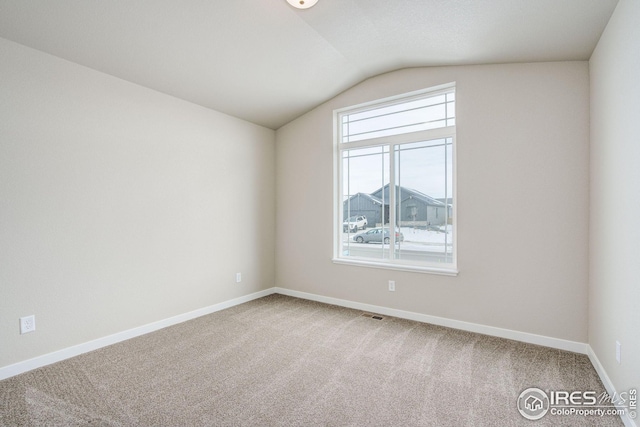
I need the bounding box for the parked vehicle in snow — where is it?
[343,215,368,232]
[352,227,404,244]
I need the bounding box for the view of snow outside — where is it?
[342,141,453,255]
[343,226,453,254]
[339,89,455,263]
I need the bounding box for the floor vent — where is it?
[361,313,384,320]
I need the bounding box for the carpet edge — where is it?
[273,287,588,354]
[0,288,277,381]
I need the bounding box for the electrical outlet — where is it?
[388,280,395,292]
[236,272,242,283]
[20,315,36,334]
[616,341,621,364]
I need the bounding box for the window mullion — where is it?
[444,140,449,260]
[346,151,351,253]
[339,125,455,150]
[389,144,396,260]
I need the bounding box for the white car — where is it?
[343,215,368,232]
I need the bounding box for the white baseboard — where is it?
[0,286,598,384]
[274,287,588,354]
[3,286,630,427]
[0,288,276,381]
[276,288,638,426]
[587,345,638,427]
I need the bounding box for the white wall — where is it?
[589,0,640,399]
[0,38,276,369]
[276,62,590,343]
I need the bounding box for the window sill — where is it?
[331,257,458,276]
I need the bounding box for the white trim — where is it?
[334,85,457,273]
[333,82,456,117]
[332,257,458,276]
[5,287,631,427]
[274,287,587,354]
[587,345,638,427]
[9,285,628,427]
[339,125,456,150]
[0,288,276,381]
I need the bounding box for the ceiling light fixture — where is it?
[286,0,318,10]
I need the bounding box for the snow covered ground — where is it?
[398,226,452,244]
[343,225,453,253]
[397,227,453,252]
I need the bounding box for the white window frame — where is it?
[332,83,458,276]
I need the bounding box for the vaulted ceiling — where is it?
[0,0,619,129]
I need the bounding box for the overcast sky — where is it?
[343,142,453,199]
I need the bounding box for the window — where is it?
[334,84,457,275]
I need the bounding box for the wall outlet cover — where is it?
[20,315,36,334]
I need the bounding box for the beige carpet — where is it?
[0,294,623,426]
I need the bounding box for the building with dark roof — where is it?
[344,185,452,227]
